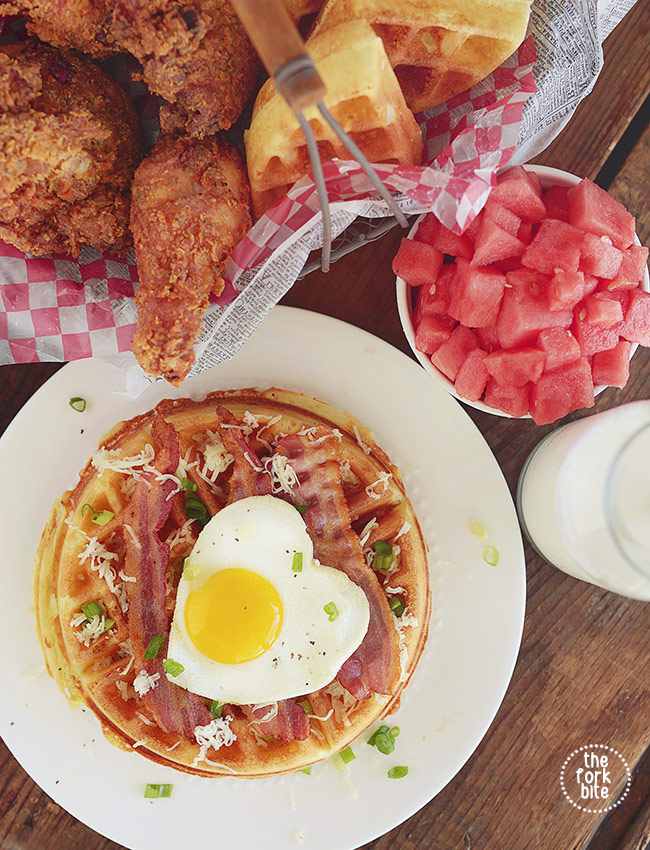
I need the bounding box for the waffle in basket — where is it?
[310,0,532,112]
[35,388,430,777]
[244,19,423,218]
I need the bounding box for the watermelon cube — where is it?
[506,267,551,297]
[584,293,624,325]
[455,349,489,401]
[497,285,572,349]
[572,313,622,357]
[492,167,546,222]
[482,199,521,236]
[413,265,456,322]
[543,185,569,222]
[592,340,631,388]
[465,213,482,244]
[414,314,455,354]
[447,259,506,328]
[580,233,623,279]
[548,270,589,311]
[567,179,635,250]
[518,221,533,244]
[415,213,473,258]
[431,326,480,381]
[393,238,443,286]
[471,216,526,268]
[475,326,500,353]
[530,358,595,425]
[483,347,546,387]
[522,219,584,274]
[494,257,523,274]
[537,327,581,372]
[483,380,530,418]
[620,288,650,346]
[605,245,649,291]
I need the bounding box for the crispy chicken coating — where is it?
[0,0,114,58]
[130,134,252,385]
[0,40,142,257]
[110,0,258,137]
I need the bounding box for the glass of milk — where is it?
[516,401,650,600]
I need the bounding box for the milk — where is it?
[517,401,650,600]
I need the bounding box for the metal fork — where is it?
[231,0,409,272]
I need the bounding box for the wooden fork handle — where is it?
[230,0,326,111]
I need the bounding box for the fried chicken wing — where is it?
[0,0,114,58]
[110,0,258,137]
[0,40,142,257]
[130,134,252,385]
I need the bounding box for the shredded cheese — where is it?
[307,709,334,722]
[250,702,279,725]
[339,459,359,485]
[264,454,299,495]
[77,536,128,614]
[73,613,111,646]
[365,471,393,499]
[122,524,141,551]
[118,569,136,583]
[352,425,371,455]
[393,607,419,680]
[92,444,182,497]
[359,517,378,547]
[136,711,157,727]
[323,682,358,727]
[115,681,134,701]
[133,669,161,697]
[192,430,234,482]
[396,521,411,538]
[192,716,236,767]
[165,518,196,550]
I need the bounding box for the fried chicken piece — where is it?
[0,0,114,58]
[130,134,252,385]
[110,0,258,137]
[0,40,142,257]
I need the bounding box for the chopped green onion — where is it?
[209,700,222,719]
[300,766,312,775]
[297,699,312,714]
[81,600,102,619]
[374,541,392,555]
[482,545,500,567]
[389,595,406,617]
[367,725,389,746]
[102,618,115,633]
[470,521,488,539]
[69,397,86,413]
[295,504,307,514]
[81,503,96,518]
[144,783,173,798]
[260,734,274,743]
[373,541,393,573]
[292,552,303,573]
[183,562,201,580]
[91,510,114,526]
[159,784,173,797]
[184,495,208,526]
[323,601,338,622]
[163,658,184,677]
[181,477,197,492]
[387,766,408,779]
[340,746,356,764]
[373,732,395,755]
[388,726,400,739]
[143,635,165,660]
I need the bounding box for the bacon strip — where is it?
[123,414,211,736]
[276,431,401,700]
[216,407,308,742]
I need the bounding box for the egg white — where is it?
[167,495,370,704]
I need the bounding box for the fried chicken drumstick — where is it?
[0,39,142,257]
[0,0,114,58]
[130,134,252,384]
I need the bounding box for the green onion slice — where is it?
[389,726,400,739]
[81,600,102,619]
[292,552,303,573]
[367,725,389,746]
[102,618,115,633]
[340,745,356,764]
[387,766,408,779]
[144,783,173,798]
[482,545,500,567]
[91,510,114,526]
[184,495,208,526]
[295,504,307,514]
[374,541,392,555]
[159,784,173,798]
[69,397,86,413]
[470,521,488,539]
[162,658,184,677]
[143,635,165,660]
[323,602,338,622]
[373,542,393,573]
[389,595,406,617]
[300,767,312,775]
[373,732,395,755]
[297,699,312,714]
[181,477,197,492]
[209,700,222,719]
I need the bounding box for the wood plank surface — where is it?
[1,3,650,849]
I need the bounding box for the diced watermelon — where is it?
[393,238,443,286]
[592,340,631,388]
[494,256,523,274]
[431,326,480,381]
[580,233,623,279]
[492,167,546,222]
[537,327,581,372]
[497,285,572,349]
[455,349,489,401]
[530,358,595,425]
[482,199,521,236]
[572,313,622,357]
[548,270,588,311]
[605,245,649,291]
[483,347,546,386]
[567,179,635,250]
[620,288,650,346]
[522,219,584,274]
[584,293,624,325]
[475,326,500,353]
[447,259,506,328]
[506,267,551,297]
[414,314,455,354]
[543,185,569,222]
[413,264,456,322]
[483,379,530,418]
[465,213,483,244]
[517,221,533,244]
[471,216,526,268]
[415,213,473,258]
[527,171,543,196]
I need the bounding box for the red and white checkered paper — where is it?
[0,15,536,369]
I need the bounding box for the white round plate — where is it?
[0,306,525,850]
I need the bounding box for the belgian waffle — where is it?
[244,19,423,218]
[283,0,324,20]
[309,0,532,112]
[35,388,430,777]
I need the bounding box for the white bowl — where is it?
[396,164,649,418]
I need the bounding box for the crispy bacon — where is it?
[241,700,309,742]
[123,414,211,736]
[215,406,272,503]
[276,431,401,700]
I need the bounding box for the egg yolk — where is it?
[185,568,283,664]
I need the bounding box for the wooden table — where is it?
[1,5,650,848]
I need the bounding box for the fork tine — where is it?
[316,101,409,229]
[297,111,332,272]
